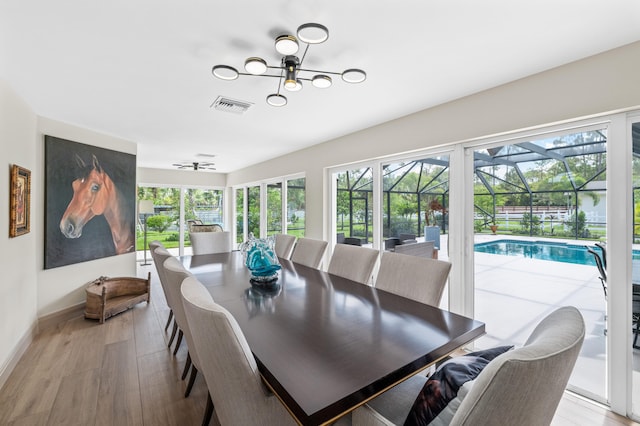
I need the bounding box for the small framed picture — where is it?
[10,165,31,237]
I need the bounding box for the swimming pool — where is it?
[474,239,602,265]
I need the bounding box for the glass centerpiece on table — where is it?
[240,233,281,287]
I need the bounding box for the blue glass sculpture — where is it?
[240,234,281,285]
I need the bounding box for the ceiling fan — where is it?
[172,161,216,171]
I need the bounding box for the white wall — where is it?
[0,80,38,381]
[36,117,138,316]
[138,167,226,188]
[227,41,640,239]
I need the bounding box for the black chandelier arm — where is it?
[236,72,285,79]
[295,67,343,76]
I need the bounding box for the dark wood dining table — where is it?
[180,251,485,426]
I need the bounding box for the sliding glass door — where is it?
[471,126,608,402]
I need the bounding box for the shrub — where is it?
[146,215,172,233]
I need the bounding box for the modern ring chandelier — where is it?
[211,23,366,107]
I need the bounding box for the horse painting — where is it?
[59,154,135,254]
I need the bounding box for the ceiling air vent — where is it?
[211,96,253,114]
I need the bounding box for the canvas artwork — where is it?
[44,135,136,269]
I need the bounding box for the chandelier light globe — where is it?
[285,79,303,92]
[296,23,329,44]
[266,93,287,107]
[212,65,239,80]
[275,35,299,55]
[244,57,267,75]
[341,69,367,83]
[312,75,332,89]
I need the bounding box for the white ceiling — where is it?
[2,1,640,173]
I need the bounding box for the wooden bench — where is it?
[85,273,151,323]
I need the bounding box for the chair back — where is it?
[587,246,607,298]
[375,252,451,306]
[450,306,585,426]
[181,276,295,425]
[595,242,607,269]
[190,231,232,255]
[162,257,201,369]
[151,246,175,308]
[398,233,417,243]
[290,238,329,269]
[328,244,379,285]
[149,240,165,253]
[274,234,296,260]
[394,241,434,259]
[343,237,363,246]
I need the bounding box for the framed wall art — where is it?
[44,135,136,269]
[9,165,31,237]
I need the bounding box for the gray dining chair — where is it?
[375,251,451,307]
[328,243,379,285]
[181,275,297,426]
[352,306,585,426]
[189,231,232,255]
[274,233,296,260]
[393,240,434,259]
[162,256,207,400]
[150,246,178,334]
[290,237,329,269]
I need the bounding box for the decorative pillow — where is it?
[403,346,513,426]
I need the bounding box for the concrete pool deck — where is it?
[472,234,607,399]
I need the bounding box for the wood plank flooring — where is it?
[0,263,637,425]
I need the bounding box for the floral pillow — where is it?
[403,345,513,426]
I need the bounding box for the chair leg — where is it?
[164,309,174,331]
[173,330,184,355]
[634,318,640,349]
[168,321,178,348]
[185,366,199,397]
[182,352,192,380]
[202,391,213,426]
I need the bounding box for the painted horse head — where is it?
[60,154,112,238]
[59,154,134,254]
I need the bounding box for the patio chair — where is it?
[587,245,640,347]
[586,246,607,298]
[398,233,417,244]
[352,306,585,426]
[343,237,363,246]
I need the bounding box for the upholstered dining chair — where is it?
[274,233,296,260]
[181,276,297,426]
[393,241,435,259]
[151,245,178,335]
[352,306,585,426]
[162,256,207,401]
[328,243,379,285]
[189,231,232,255]
[290,237,329,269]
[374,252,451,307]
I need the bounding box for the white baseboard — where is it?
[0,320,37,391]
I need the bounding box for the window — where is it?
[234,176,306,242]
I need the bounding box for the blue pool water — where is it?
[474,240,606,265]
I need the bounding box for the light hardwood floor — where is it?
[0,263,637,425]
